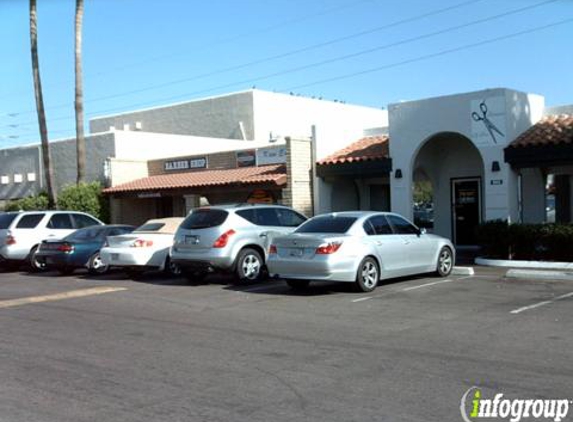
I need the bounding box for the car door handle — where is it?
[259,233,267,238]
[376,241,382,246]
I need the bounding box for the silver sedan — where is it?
[267,211,455,292]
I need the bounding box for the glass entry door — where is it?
[451,178,481,245]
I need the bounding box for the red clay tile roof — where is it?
[509,114,573,148]
[104,164,287,194]
[317,135,389,165]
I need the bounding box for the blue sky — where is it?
[1,0,572,147]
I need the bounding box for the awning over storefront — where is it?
[505,114,573,168]
[103,164,287,195]
[316,135,392,177]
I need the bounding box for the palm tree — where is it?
[29,0,57,207]
[75,0,86,183]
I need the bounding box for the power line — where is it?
[0,0,373,102]
[284,17,573,91]
[1,0,487,121]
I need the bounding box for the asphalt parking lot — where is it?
[0,266,572,422]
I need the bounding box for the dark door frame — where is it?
[450,176,482,246]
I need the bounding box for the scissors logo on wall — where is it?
[471,100,504,144]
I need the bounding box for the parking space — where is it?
[0,267,571,422]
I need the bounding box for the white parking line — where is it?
[510,291,573,315]
[0,286,127,309]
[352,296,373,303]
[402,279,454,291]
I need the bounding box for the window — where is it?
[1,176,9,185]
[14,174,23,183]
[363,220,376,236]
[275,208,306,227]
[180,209,228,229]
[295,216,357,234]
[236,208,280,226]
[368,215,393,235]
[0,213,18,229]
[73,214,100,229]
[107,227,134,237]
[47,214,73,229]
[27,173,36,182]
[135,223,165,232]
[386,214,419,235]
[66,227,105,242]
[16,213,45,229]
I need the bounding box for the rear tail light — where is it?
[212,229,236,248]
[5,234,16,245]
[269,245,277,254]
[57,244,74,253]
[316,242,342,255]
[132,239,153,248]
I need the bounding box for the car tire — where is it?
[286,280,309,290]
[163,256,181,277]
[234,248,264,283]
[27,245,47,272]
[436,246,454,277]
[88,252,109,275]
[355,257,379,293]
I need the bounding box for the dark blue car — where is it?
[36,225,135,275]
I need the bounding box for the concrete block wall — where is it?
[282,137,313,216]
[89,91,256,140]
[108,158,149,187]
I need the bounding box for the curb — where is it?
[506,269,573,281]
[452,266,474,276]
[475,257,573,271]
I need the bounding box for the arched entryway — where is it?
[412,132,485,245]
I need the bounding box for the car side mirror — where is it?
[418,228,427,236]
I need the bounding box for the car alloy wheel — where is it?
[437,247,453,277]
[356,257,379,292]
[235,248,263,282]
[89,252,109,275]
[28,246,47,272]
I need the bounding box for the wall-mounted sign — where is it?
[470,97,506,146]
[138,192,161,198]
[237,150,256,167]
[164,157,207,171]
[247,189,275,204]
[257,146,287,166]
[490,179,503,185]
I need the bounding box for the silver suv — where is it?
[171,204,307,282]
[0,211,103,271]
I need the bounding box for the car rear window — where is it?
[65,227,104,241]
[16,213,45,229]
[180,209,228,229]
[0,213,18,229]
[135,223,165,232]
[295,216,357,234]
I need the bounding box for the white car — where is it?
[100,217,184,279]
[0,210,103,271]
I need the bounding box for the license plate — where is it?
[111,253,119,261]
[185,235,199,245]
[290,248,303,257]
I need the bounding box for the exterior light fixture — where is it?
[491,161,501,172]
[395,169,403,179]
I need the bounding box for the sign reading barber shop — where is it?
[257,146,287,165]
[470,96,506,146]
[164,157,207,171]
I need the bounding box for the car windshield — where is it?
[295,216,357,234]
[180,209,228,229]
[65,226,104,242]
[0,213,18,229]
